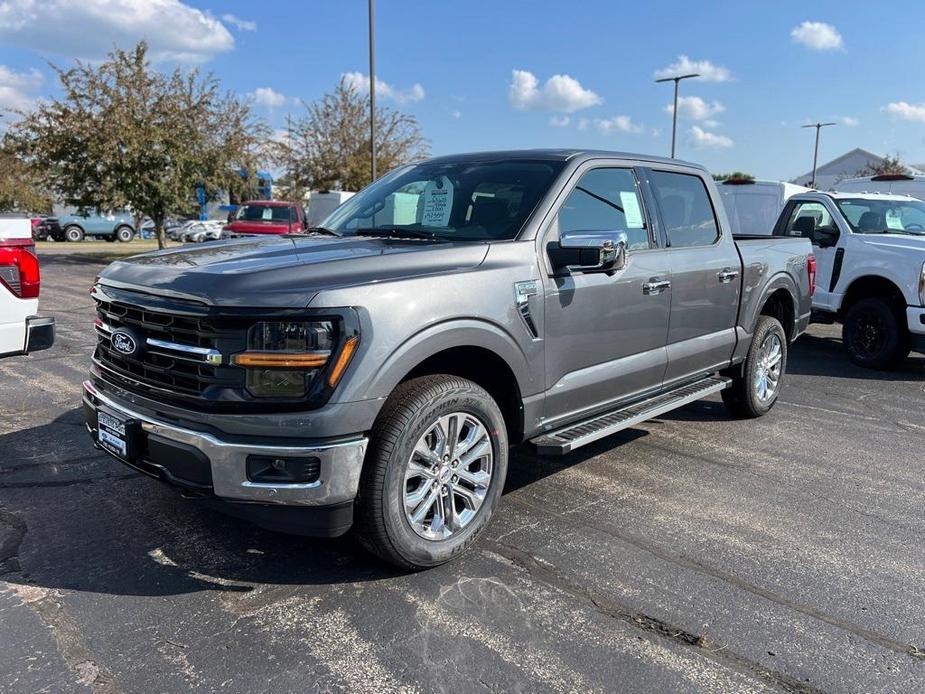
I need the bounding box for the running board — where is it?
[530,376,731,455]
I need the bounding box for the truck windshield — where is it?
[322,159,565,241]
[236,204,293,223]
[836,198,925,235]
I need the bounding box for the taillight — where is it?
[807,254,817,297]
[0,238,41,299]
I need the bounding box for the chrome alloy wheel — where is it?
[403,412,493,541]
[754,332,783,403]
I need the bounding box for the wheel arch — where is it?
[747,272,799,342]
[839,275,906,318]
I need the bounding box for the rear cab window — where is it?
[648,171,719,247]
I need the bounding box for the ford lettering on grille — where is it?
[111,329,139,356]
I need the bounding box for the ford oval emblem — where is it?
[111,329,139,356]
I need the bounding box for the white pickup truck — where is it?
[0,217,54,358]
[770,191,925,368]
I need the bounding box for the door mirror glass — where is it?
[811,226,839,247]
[548,230,627,273]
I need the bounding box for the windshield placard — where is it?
[421,176,454,227]
[619,192,645,229]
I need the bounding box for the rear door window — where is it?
[649,171,719,247]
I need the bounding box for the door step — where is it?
[530,376,731,455]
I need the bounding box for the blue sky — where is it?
[0,0,923,180]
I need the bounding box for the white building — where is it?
[791,148,925,191]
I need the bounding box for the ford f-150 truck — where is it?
[770,190,925,368]
[83,150,814,569]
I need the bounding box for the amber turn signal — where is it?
[231,351,330,368]
[327,336,359,387]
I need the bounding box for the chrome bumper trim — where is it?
[83,380,367,506]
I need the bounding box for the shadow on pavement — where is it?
[784,333,924,381]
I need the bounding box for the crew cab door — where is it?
[541,164,671,427]
[777,198,842,310]
[643,168,740,385]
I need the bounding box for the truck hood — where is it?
[98,235,490,307]
[862,233,925,254]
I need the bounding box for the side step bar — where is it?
[530,376,731,455]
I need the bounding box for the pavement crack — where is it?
[0,506,27,574]
[0,472,140,489]
[483,538,824,694]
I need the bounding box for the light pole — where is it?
[801,122,836,189]
[368,0,377,182]
[655,72,699,158]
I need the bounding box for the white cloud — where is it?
[840,116,859,127]
[576,118,590,131]
[222,13,256,32]
[549,115,570,127]
[451,109,462,119]
[342,72,424,104]
[791,21,843,51]
[654,56,732,83]
[0,0,234,63]
[882,102,925,123]
[664,95,725,121]
[689,126,733,149]
[249,87,287,109]
[0,64,42,111]
[594,115,643,135]
[508,69,602,113]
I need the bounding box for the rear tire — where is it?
[842,298,909,370]
[355,375,508,570]
[64,225,84,242]
[722,315,788,419]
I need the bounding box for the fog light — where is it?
[246,455,321,484]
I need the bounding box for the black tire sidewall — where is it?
[843,298,904,369]
[116,226,134,242]
[375,379,508,568]
[64,226,84,242]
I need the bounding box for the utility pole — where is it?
[655,72,699,158]
[287,111,293,199]
[801,122,836,189]
[368,0,377,183]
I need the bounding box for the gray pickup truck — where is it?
[83,150,814,569]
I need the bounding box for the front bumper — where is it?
[908,306,925,353]
[82,380,368,536]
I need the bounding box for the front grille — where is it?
[94,296,248,399]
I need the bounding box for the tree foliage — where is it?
[856,153,909,177]
[712,171,755,182]
[9,42,268,248]
[275,78,429,196]
[0,142,51,213]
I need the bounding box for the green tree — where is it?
[0,141,51,213]
[9,42,268,248]
[713,171,755,182]
[277,78,429,194]
[856,153,909,177]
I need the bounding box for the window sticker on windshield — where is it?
[421,176,454,226]
[885,209,903,229]
[619,192,645,228]
[261,207,273,221]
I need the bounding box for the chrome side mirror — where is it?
[548,230,627,274]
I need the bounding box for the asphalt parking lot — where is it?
[1,252,923,693]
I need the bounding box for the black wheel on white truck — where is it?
[842,297,910,370]
[722,315,788,418]
[356,375,508,570]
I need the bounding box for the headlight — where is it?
[919,261,925,305]
[232,321,340,398]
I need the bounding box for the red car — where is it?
[223,201,307,235]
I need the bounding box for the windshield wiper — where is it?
[353,227,445,241]
[304,226,341,237]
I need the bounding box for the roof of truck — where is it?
[424,148,705,171]
[811,191,921,201]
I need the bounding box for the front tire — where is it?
[356,375,508,570]
[722,315,788,419]
[64,225,84,242]
[115,225,135,243]
[842,298,909,370]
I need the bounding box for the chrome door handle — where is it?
[717,268,740,283]
[643,279,671,295]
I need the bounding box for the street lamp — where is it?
[368,0,377,182]
[801,122,837,189]
[655,72,699,158]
